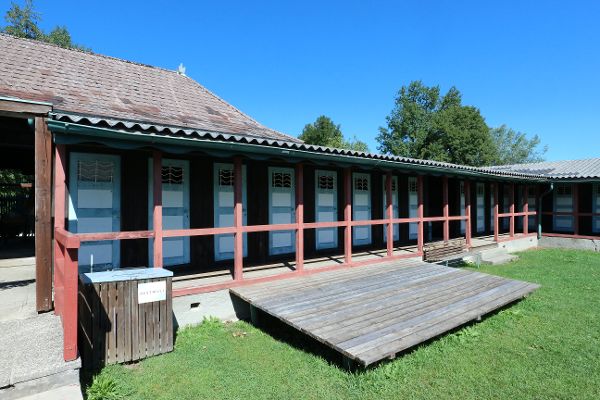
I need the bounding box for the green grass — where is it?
[87,248,600,400]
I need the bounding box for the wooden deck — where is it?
[230,259,540,367]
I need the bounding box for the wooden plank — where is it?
[138,280,146,360]
[166,277,174,351]
[124,281,132,362]
[34,117,52,312]
[131,280,139,361]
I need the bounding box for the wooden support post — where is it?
[523,185,529,235]
[233,157,244,280]
[63,247,78,361]
[344,168,352,264]
[35,117,53,312]
[53,144,67,314]
[385,172,393,257]
[509,183,515,238]
[494,183,499,242]
[295,163,304,272]
[152,151,163,268]
[442,176,449,242]
[417,175,424,254]
[573,183,579,235]
[465,180,472,247]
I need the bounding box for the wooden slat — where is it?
[230,258,540,366]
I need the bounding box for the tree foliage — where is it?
[300,115,369,152]
[490,125,547,165]
[377,81,497,166]
[377,80,547,166]
[2,0,89,50]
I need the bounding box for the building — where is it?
[0,34,598,364]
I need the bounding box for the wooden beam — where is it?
[509,183,515,238]
[295,163,304,272]
[465,180,472,247]
[494,183,499,242]
[233,157,243,280]
[0,98,52,118]
[63,247,78,361]
[152,151,163,268]
[34,117,52,312]
[442,176,449,242]
[417,175,424,254]
[344,168,352,264]
[385,172,393,257]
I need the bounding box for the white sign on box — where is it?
[138,280,167,304]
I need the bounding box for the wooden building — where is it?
[0,34,598,362]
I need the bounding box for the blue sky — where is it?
[9,0,600,160]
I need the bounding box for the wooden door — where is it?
[315,170,338,250]
[553,184,573,232]
[268,167,296,255]
[476,183,485,233]
[213,163,247,260]
[408,177,418,240]
[383,176,399,242]
[352,172,371,246]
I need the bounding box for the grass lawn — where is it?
[87,248,600,400]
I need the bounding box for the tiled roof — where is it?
[485,158,600,179]
[0,33,300,143]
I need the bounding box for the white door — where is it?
[553,184,573,232]
[408,177,418,239]
[476,183,485,233]
[315,170,338,250]
[68,152,120,272]
[269,167,295,255]
[148,158,190,267]
[594,184,600,233]
[353,173,371,246]
[214,163,247,261]
[382,176,399,242]
[460,181,466,234]
[527,190,537,232]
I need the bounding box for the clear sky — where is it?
[9,0,600,161]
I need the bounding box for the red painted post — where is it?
[54,144,66,314]
[295,163,304,272]
[385,172,393,257]
[523,185,529,235]
[573,183,579,235]
[63,247,78,361]
[442,176,449,242]
[417,175,424,254]
[233,157,244,280]
[509,183,515,238]
[344,168,352,264]
[494,183,499,242]
[153,151,163,268]
[465,180,472,247]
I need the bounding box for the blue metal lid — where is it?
[80,268,173,284]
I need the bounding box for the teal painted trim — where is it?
[68,152,121,271]
[47,120,546,183]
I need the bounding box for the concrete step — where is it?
[0,313,81,399]
[481,253,519,265]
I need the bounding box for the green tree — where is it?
[299,115,369,152]
[490,125,547,165]
[2,0,89,50]
[377,80,497,166]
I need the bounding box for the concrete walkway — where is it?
[0,257,37,321]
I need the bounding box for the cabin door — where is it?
[593,184,600,233]
[268,167,296,255]
[502,189,510,230]
[408,177,418,240]
[460,181,466,234]
[214,163,247,260]
[383,176,399,242]
[527,189,537,232]
[315,170,338,250]
[476,183,485,233]
[352,173,372,246]
[148,158,190,267]
[490,184,495,232]
[68,152,121,272]
[553,184,573,232]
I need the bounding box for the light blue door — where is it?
[148,158,190,267]
[315,170,338,250]
[214,163,248,260]
[553,184,573,232]
[408,177,418,240]
[382,176,399,242]
[68,152,121,272]
[476,183,485,233]
[594,184,600,233]
[460,181,466,234]
[353,173,371,246]
[269,167,296,255]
